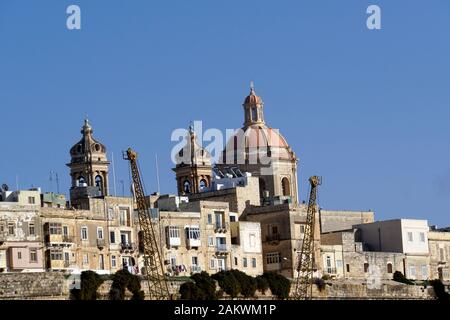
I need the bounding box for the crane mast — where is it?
[293,175,322,300]
[123,148,170,300]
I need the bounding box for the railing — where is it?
[324,267,337,274]
[216,244,228,252]
[120,242,136,251]
[97,239,106,248]
[190,265,202,273]
[214,222,230,233]
[266,234,280,242]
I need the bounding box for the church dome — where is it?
[69,119,106,159]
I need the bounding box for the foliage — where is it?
[313,277,326,292]
[212,271,240,298]
[321,274,331,281]
[392,271,414,285]
[261,272,291,300]
[109,269,145,300]
[429,279,450,301]
[179,272,217,300]
[256,275,270,295]
[70,270,104,300]
[230,270,257,298]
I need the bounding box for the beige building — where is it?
[0,188,44,272]
[319,209,374,233]
[230,221,263,276]
[428,227,450,281]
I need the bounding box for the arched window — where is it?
[183,180,191,194]
[281,177,290,196]
[259,178,266,198]
[387,263,393,273]
[95,175,103,194]
[364,263,369,273]
[251,107,258,121]
[199,179,207,191]
[77,176,86,187]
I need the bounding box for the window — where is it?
[251,107,258,121]
[99,254,105,270]
[119,208,130,226]
[29,223,35,236]
[49,223,62,235]
[407,232,413,242]
[440,248,445,261]
[234,257,238,266]
[409,266,416,278]
[243,258,248,268]
[63,226,68,236]
[186,227,200,240]
[299,225,305,239]
[199,179,207,191]
[387,263,393,273]
[83,254,89,265]
[252,258,256,268]
[30,249,37,262]
[208,236,214,247]
[28,196,35,204]
[364,263,369,273]
[97,227,104,239]
[8,223,15,235]
[81,227,88,240]
[207,214,212,224]
[419,232,425,242]
[266,252,280,264]
[168,226,180,238]
[346,264,350,272]
[215,212,224,229]
[230,215,236,222]
[64,252,70,261]
[50,250,63,261]
[192,256,198,266]
[249,233,256,248]
[111,255,117,268]
[18,251,22,259]
[281,177,290,196]
[110,231,116,244]
[183,180,191,193]
[421,265,427,278]
[210,258,216,269]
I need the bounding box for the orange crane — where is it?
[293,176,322,299]
[123,147,171,300]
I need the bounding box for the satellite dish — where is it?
[1,184,8,191]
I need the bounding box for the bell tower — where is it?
[172,125,212,195]
[67,119,110,199]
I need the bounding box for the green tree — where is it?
[429,279,450,300]
[70,270,104,300]
[109,269,145,300]
[261,272,291,300]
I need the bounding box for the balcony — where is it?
[46,234,74,247]
[97,239,106,248]
[168,237,181,247]
[120,242,136,252]
[215,243,228,255]
[266,234,280,243]
[214,222,229,233]
[190,265,202,274]
[186,238,201,248]
[324,267,337,275]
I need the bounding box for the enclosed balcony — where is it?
[120,242,136,253]
[185,226,201,248]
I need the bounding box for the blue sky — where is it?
[0,1,449,226]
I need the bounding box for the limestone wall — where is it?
[0,272,68,299]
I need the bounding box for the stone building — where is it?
[230,221,263,276]
[0,188,44,272]
[319,209,374,233]
[321,229,405,280]
[355,219,430,280]
[428,227,450,281]
[217,85,299,203]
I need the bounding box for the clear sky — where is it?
[0,1,449,226]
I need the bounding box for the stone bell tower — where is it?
[172,125,212,195]
[67,119,110,200]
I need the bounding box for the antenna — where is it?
[119,180,125,197]
[112,152,117,196]
[49,171,54,193]
[55,172,60,194]
[155,153,161,194]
